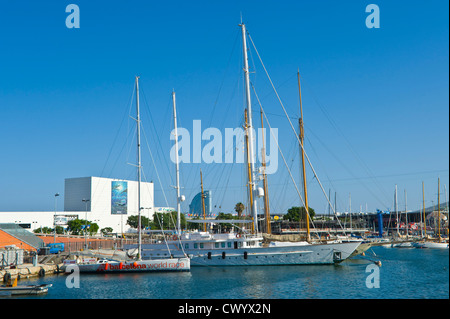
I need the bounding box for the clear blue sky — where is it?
[0,1,448,217]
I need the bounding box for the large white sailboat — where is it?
[126,23,361,266]
[64,77,190,273]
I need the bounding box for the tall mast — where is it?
[135,76,142,261]
[260,108,271,234]
[172,91,182,235]
[240,22,259,233]
[395,184,399,236]
[404,190,408,239]
[200,169,206,232]
[297,70,310,242]
[438,177,441,241]
[422,181,426,238]
[244,109,255,233]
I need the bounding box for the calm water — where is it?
[9,247,449,299]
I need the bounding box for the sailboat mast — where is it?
[135,76,142,261]
[200,170,206,232]
[395,184,399,236]
[260,108,271,234]
[240,22,259,233]
[244,109,255,233]
[297,70,310,241]
[422,181,426,237]
[438,177,441,241]
[405,190,408,238]
[172,91,182,235]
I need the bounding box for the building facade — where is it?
[0,177,155,234]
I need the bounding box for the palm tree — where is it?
[234,202,245,218]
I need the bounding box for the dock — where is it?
[1,263,62,283]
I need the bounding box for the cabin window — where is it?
[215,243,219,248]
[200,243,204,249]
[227,242,232,248]
[194,243,198,249]
[184,243,189,249]
[221,242,226,248]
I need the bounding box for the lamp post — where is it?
[54,193,60,243]
[82,198,90,249]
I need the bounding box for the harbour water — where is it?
[6,247,448,299]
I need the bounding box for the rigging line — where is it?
[99,83,136,179]
[301,77,391,204]
[151,210,173,255]
[140,125,170,207]
[248,34,347,232]
[207,28,240,128]
[304,128,386,209]
[140,85,174,186]
[252,84,321,236]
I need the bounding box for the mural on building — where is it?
[111,181,128,214]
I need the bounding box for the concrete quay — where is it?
[1,263,63,283]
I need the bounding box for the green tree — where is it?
[127,215,151,229]
[284,206,315,222]
[101,227,113,236]
[33,226,53,234]
[55,226,65,235]
[67,219,98,235]
[152,211,186,230]
[234,202,245,218]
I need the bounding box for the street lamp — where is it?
[54,193,60,243]
[82,198,90,249]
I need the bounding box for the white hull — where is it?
[0,284,52,296]
[188,242,361,266]
[391,242,415,248]
[63,258,190,273]
[413,242,449,249]
[126,234,361,266]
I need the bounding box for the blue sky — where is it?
[0,0,448,216]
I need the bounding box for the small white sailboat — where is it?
[413,179,449,250]
[413,241,448,249]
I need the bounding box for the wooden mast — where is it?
[200,169,206,232]
[438,177,441,242]
[260,108,271,234]
[297,70,310,242]
[244,109,255,233]
[422,181,427,238]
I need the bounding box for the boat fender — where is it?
[38,268,45,277]
[374,260,382,267]
[119,262,123,270]
[222,252,226,259]
[133,262,138,268]
[3,272,11,283]
[244,252,248,260]
[104,263,109,270]
[207,252,212,260]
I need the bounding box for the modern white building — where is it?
[0,176,155,234]
[64,177,154,233]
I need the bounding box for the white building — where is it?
[0,176,155,234]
